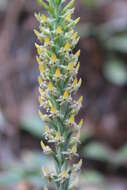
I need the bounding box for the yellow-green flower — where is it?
[56,26,62,34]
[55,68,61,78]
[64,42,70,50]
[71,144,77,155]
[50,105,57,114]
[48,82,53,91]
[63,91,69,99]
[40,140,52,154]
[75,50,80,57]
[78,119,83,129]
[51,53,57,63]
[68,62,74,71]
[68,115,75,125]
[41,14,47,22]
[65,14,71,21]
[39,64,45,73]
[44,37,50,45]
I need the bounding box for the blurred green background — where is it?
[0,0,127,189]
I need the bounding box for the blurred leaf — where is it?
[81,170,105,184]
[84,141,127,166]
[98,21,127,41]
[0,151,52,188]
[0,0,8,11]
[114,145,127,164]
[107,36,127,52]
[21,113,43,138]
[36,0,41,4]
[80,171,112,190]
[27,175,46,188]
[21,151,53,170]
[0,171,23,187]
[103,59,127,86]
[0,112,5,126]
[82,0,98,8]
[84,142,112,161]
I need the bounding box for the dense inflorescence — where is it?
[34,0,83,189]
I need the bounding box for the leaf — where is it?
[0,111,5,126]
[82,0,97,8]
[0,0,8,11]
[84,142,112,161]
[81,170,105,184]
[22,151,52,170]
[36,0,48,10]
[0,152,53,188]
[0,171,23,187]
[106,36,127,53]
[103,58,127,86]
[27,175,46,188]
[114,145,127,165]
[21,113,43,138]
[63,0,75,13]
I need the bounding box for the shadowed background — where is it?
[0,0,127,189]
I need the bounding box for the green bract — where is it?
[34,1,83,189]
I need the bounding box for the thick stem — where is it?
[56,136,69,190]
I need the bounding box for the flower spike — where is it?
[34,0,83,189]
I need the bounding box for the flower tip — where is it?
[44,37,50,45]
[40,140,46,150]
[79,96,83,103]
[48,82,53,91]
[51,53,57,63]
[72,144,77,154]
[69,115,75,124]
[78,119,83,128]
[75,17,80,24]
[41,14,47,22]
[78,78,82,87]
[34,29,40,37]
[64,42,70,50]
[75,50,80,57]
[63,91,69,99]
[56,26,62,34]
[55,68,61,78]
[50,106,57,114]
[39,64,45,73]
[68,62,74,71]
[38,76,43,85]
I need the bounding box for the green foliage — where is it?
[84,142,127,166]
[0,152,51,188]
[114,145,127,164]
[0,171,23,188]
[21,113,43,138]
[81,170,105,184]
[84,142,111,162]
[103,58,127,86]
[82,0,97,8]
[0,0,8,10]
[106,35,127,53]
[80,170,112,190]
